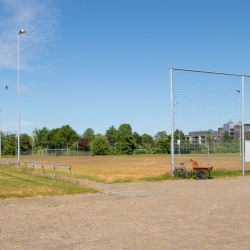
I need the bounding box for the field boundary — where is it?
[0,160,71,181]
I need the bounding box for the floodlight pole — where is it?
[0,108,2,158]
[18,29,26,162]
[170,68,174,176]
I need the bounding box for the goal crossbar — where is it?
[134,149,148,155]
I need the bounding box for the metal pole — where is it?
[69,165,71,181]
[17,30,26,162]
[242,76,244,176]
[237,90,241,157]
[0,108,2,158]
[18,33,20,162]
[170,68,174,175]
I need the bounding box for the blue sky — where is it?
[1,0,250,138]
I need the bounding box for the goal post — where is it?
[134,149,148,155]
[38,149,70,156]
[46,149,70,156]
[170,68,248,176]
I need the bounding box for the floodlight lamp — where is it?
[176,102,179,104]
[19,30,26,34]
[237,90,240,93]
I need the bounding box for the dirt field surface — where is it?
[2,155,250,182]
[1,177,250,249]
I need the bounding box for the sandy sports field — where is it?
[0,176,250,249]
[2,154,249,182]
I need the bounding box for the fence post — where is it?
[13,161,14,170]
[9,162,10,169]
[68,165,71,181]
[33,162,34,175]
[42,163,44,177]
[25,162,27,172]
[54,165,55,178]
[4,160,5,168]
[1,160,2,168]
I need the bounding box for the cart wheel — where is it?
[174,169,186,179]
[195,169,206,180]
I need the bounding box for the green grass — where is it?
[140,169,250,182]
[0,168,99,200]
[54,169,250,183]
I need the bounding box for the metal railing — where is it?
[0,160,71,181]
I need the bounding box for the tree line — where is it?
[1,124,178,156]
[1,124,241,156]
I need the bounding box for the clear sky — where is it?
[1,0,250,138]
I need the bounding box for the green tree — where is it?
[2,133,16,155]
[154,131,167,141]
[222,131,232,142]
[32,127,49,148]
[156,138,170,154]
[83,128,95,142]
[20,133,33,151]
[105,126,117,143]
[32,127,49,141]
[92,134,109,155]
[46,125,80,149]
[115,124,136,154]
[133,132,142,144]
[141,133,154,144]
[174,129,185,140]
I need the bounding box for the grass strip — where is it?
[0,168,99,200]
[55,169,250,183]
[14,165,249,183]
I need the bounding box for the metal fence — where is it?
[19,150,92,157]
[0,160,71,181]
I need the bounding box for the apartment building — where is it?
[185,118,250,143]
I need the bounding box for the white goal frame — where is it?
[38,149,70,156]
[134,149,148,155]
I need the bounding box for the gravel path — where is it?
[0,177,250,249]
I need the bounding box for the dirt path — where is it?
[0,177,250,249]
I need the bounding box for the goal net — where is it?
[170,68,250,175]
[38,149,70,156]
[134,149,148,155]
